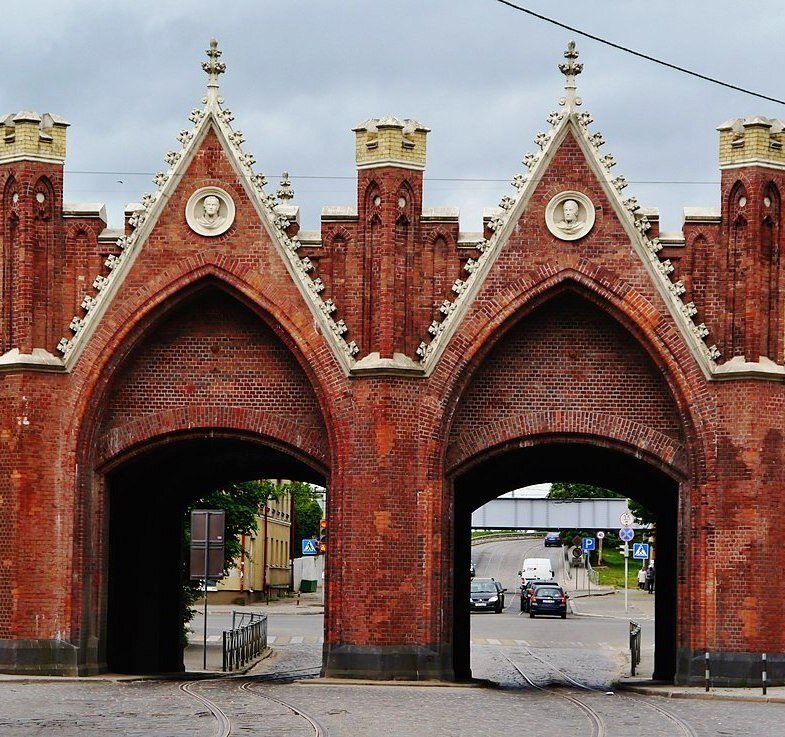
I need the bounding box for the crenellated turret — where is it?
[0,111,69,356]
[717,116,784,363]
[352,118,430,362]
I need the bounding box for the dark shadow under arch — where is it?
[105,434,325,674]
[450,440,680,683]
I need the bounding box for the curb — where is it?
[617,683,785,703]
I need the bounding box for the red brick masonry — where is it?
[1,111,783,686]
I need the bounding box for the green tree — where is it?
[182,480,291,642]
[548,482,623,499]
[192,480,285,572]
[292,485,324,544]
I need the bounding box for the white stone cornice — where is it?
[712,355,785,381]
[321,206,358,220]
[683,207,721,224]
[0,153,68,165]
[356,159,426,171]
[0,348,65,373]
[63,203,107,222]
[720,159,785,172]
[350,352,425,377]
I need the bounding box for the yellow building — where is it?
[213,487,293,604]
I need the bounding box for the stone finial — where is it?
[202,39,226,103]
[558,40,583,112]
[276,171,294,201]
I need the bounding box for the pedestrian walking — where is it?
[637,566,646,590]
[645,563,655,594]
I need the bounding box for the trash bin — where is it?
[300,579,317,593]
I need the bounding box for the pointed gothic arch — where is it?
[437,275,705,682]
[67,272,334,673]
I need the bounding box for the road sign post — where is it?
[190,509,225,671]
[624,541,629,613]
[596,530,605,565]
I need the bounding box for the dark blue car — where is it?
[528,584,568,619]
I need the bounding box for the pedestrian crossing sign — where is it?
[632,542,650,559]
[302,538,318,555]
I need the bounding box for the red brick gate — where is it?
[1,42,783,685]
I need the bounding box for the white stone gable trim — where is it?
[416,45,721,379]
[56,42,358,373]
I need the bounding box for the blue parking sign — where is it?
[581,537,595,551]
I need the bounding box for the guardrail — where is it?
[222,611,267,672]
[471,532,537,545]
[629,620,642,676]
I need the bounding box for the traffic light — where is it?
[318,518,327,554]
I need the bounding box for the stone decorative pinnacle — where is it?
[202,39,226,104]
[558,40,583,112]
[276,171,294,201]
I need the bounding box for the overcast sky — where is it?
[3,1,783,233]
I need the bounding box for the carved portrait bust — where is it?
[186,187,235,236]
[545,191,595,241]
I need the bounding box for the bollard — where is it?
[762,653,767,696]
[705,651,710,692]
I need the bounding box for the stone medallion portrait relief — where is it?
[185,186,236,236]
[545,191,595,241]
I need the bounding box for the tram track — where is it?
[178,674,328,737]
[179,681,232,737]
[502,652,607,737]
[502,648,700,737]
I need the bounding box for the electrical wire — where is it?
[493,0,785,106]
[63,170,720,186]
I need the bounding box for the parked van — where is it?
[518,557,554,585]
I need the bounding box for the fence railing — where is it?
[629,620,642,676]
[222,611,267,672]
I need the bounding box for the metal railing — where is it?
[222,611,267,672]
[585,557,600,585]
[629,620,642,676]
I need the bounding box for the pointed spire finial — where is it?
[558,40,583,111]
[276,171,294,202]
[202,39,226,104]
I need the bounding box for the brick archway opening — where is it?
[451,439,681,684]
[103,432,325,675]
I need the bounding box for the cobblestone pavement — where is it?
[1,592,783,736]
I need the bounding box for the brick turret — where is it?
[0,111,68,355]
[353,117,429,362]
[717,116,784,363]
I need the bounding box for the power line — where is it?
[63,170,720,185]
[493,0,785,106]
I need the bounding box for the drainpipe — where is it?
[239,534,246,592]
[262,505,269,597]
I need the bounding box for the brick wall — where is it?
[2,107,785,683]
